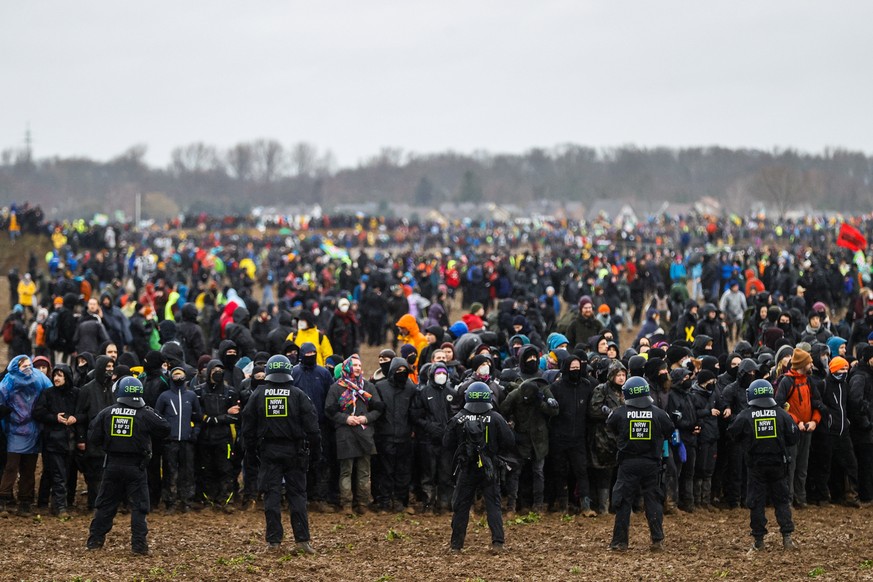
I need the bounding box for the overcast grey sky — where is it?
[2,1,872,167]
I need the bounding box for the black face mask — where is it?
[251,376,265,388]
[77,363,89,374]
[566,369,583,384]
[211,370,225,385]
[727,365,739,380]
[302,354,317,367]
[393,371,410,385]
[102,372,113,387]
[287,353,299,365]
[739,374,754,389]
[380,361,391,376]
[172,377,186,389]
[224,354,239,368]
[406,354,417,366]
[521,358,538,375]
[656,373,669,387]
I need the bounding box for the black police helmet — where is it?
[265,354,294,383]
[116,376,145,408]
[464,381,493,414]
[746,379,777,407]
[622,376,653,408]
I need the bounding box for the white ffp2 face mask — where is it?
[477,365,490,377]
[434,373,448,385]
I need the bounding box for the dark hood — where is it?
[158,319,177,342]
[233,306,250,325]
[282,339,300,355]
[518,344,540,366]
[425,326,445,345]
[181,303,199,323]
[161,342,185,367]
[278,310,295,327]
[388,357,410,376]
[53,363,74,388]
[560,355,582,376]
[63,292,78,310]
[206,359,226,386]
[691,334,712,355]
[219,340,237,359]
[117,351,140,369]
[77,351,96,371]
[94,355,113,386]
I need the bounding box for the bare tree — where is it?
[170,142,220,175]
[251,139,287,183]
[291,142,318,178]
[226,143,254,181]
[752,163,808,219]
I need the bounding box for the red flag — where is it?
[837,223,867,252]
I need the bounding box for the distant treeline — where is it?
[1,141,872,218]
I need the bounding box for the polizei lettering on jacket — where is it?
[264,388,291,396]
[626,410,653,419]
[112,407,139,416]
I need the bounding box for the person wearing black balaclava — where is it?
[719,358,760,509]
[195,360,239,512]
[141,351,169,507]
[371,349,395,383]
[291,342,338,512]
[667,368,699,513]
[218,339,244,391]
[73,352,95,388]
[717,352,741,393]
[547,355,596,516]
[501,344,542,393]
[282,340,300,365]
[372,357,417,513]
[236,364,265,510]
[690,369,720,510]
[74,355,115,510]
[644,357,679,513]
[155,366,202,513]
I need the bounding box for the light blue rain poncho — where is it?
[0,355,53,454]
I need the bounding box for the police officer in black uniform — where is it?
[606,376,674,551]
[86,377,169,554]
[241,355,321,553]
[443,381,514,554]
[727,378,799,550]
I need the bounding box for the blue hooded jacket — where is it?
[0,355,53,454]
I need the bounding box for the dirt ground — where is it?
[1,504,873,581]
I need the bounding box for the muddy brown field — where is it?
[1,504,873,581]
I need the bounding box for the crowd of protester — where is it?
[0,207,871,523]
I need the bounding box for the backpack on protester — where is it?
[44,311,61,349]
[2,320,15,344]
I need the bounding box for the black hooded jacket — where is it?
[33,364,78,453]
[75,355,115,457]
[196,360,238,445]
[411,368,459,446]
[266,311,294,355]
[373,357,417,442]
[548,355,594,446]
[177,303,207,365]
[224,307,256,360]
